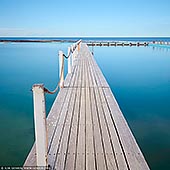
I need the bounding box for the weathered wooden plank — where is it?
[71,50,82,88]
[84,45,97,87]
[83,58,86,87]
[86,60,93,87]
[85,44,109,87]
[64,88,81,170]
[70,62,78,87]
[89,56,108,87]
[85,87,96,170]
[54,88,76,170]
[75,87,86,170]
[45,88,68,139]
[94,87,117,170]
[47,88,69,147]
[81,58,85,88]
[48,88,73,168]
[92,61,109,88]
[64,64,76,87]
[88,57,103,88]
[88,57,97,87]
[89,57,102,87]
[73,60,80,88]
[78,59,83,88]
[98,87,128,170]
[103,87,150,170]
[84,60,89,88]
[82,45,95,87]
[90,87,107,170]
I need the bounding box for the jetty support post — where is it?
[32,84,48,167]
[67,47,71,74]
[59,50,64,88]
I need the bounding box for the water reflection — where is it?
[151,45,170,53]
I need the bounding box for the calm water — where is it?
[0,40,170,169]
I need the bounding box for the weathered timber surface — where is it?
[24,43,150,170]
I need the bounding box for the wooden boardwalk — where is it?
[24,43,149,169]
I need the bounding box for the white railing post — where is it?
[75,44,78,57]
[32,84,48,167]
[68,47,71,74]
[78,42,80,52]
[59,51,64,88]
[73,44,76,58]
[71,45,74,66]
[77,40,81,52]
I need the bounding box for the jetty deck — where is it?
[24,43,149,169]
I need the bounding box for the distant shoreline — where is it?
[0,39,76,43]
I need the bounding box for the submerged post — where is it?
[59,51,64,88]
[68,47,71,74]
[32,84,48,167]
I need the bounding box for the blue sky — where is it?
[0,0,170,37]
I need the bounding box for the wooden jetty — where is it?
[24,40,150,170]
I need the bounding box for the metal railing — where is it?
[31,40,82,167]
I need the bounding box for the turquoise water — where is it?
[0,42,70,165]
[93,46,170,170]
[0,42,170,169]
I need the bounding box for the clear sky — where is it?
[0,0,170,37]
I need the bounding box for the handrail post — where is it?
[68,47,71,74]
[76,44,78,57]
[77,40,81,52]
[59,51,64,88]
[73,44,77,58]
[78,43,80,51]
[71,45,74,66]
[32,84,48,167]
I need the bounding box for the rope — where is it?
[63,53,69,59]
[63,47,74,59]
[43,41,81,94]
[44,54,65,94]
